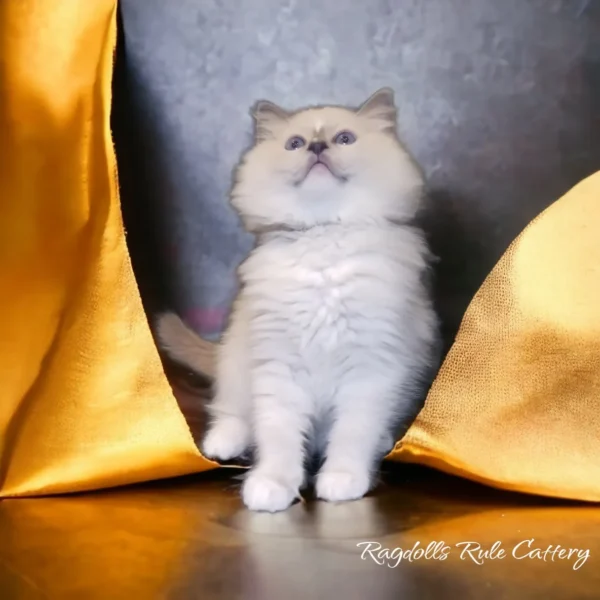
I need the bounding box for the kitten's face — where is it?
[231,89,423,232]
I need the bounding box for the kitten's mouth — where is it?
[310,161,332,175]
[298,156,346,184]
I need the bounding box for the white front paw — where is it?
[201,417,250,461]
[316,468,371,503]
[242,470,299,512]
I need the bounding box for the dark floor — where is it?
[1,464,599,600]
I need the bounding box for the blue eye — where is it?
[285,136,306,150]
[334,131,357,145]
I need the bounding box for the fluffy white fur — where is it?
[157,88,439,512]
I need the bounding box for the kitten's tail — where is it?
[155,313,217,378]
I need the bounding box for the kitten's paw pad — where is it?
[316,469,371,503]
[242,472,298,513]
[201,418,250,461]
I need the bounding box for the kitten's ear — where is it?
[357,87,397,132]
[251,100,290,141]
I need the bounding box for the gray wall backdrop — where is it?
[113,0,600,348]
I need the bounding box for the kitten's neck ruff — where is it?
[253,217,418,245]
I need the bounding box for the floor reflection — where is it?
[1,466,599,599]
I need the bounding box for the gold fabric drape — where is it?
[0,0,213,497]
[393,171,600,501]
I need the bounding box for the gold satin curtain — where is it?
[1,0,599,501]
[0,0,213,497]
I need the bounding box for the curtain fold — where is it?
[0,0,212,498]
[393,171,600,502]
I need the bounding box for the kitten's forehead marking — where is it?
[312,120,325,138]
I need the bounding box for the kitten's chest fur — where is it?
[238,223,430,393]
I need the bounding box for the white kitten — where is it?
[157,88,439,512]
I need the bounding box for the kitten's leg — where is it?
[316,373,404,503]
[242,369,311,512]
[202,309,252,461]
